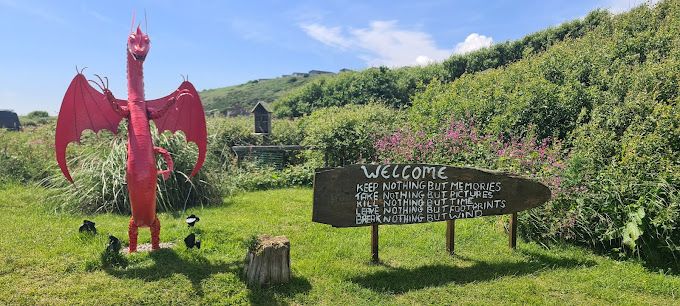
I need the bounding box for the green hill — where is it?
[200,73,333,115]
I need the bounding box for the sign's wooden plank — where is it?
[312,164,551,228]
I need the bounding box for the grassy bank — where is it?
[0,185,678,305]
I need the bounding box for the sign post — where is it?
[509,212,518,249]
[446,220,455,255]
[313,164,551,261]
[371,224,379,263]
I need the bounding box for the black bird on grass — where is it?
[79,220,96,234]
[185,214,200,227]
[184,233,201,249]
[106,235,121,253]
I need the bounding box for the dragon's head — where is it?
[128,25,150,61]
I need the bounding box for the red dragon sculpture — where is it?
[55,25,207,253]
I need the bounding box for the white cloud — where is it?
[603,0,661,14]
[301,20,493,67]
[453,33,493,55]
[415,55,434,66]
[300,24,351,49]
[350,21,451,67]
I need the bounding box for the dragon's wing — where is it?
[146,81,207,177]
[55,73,126,182]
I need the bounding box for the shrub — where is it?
[26,111,49,118]
[524,95,680,266]
[271,118,304,145]
[207,116,261,170]
[408,40,602,141]
[21,111,54,127]
[274,67,411,117]
[301,104,400,167]
[229,162,315,191]
[0,124,55,184]
[375,118,565,190]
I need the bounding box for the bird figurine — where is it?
[106,235,122,253]
[79,220,97,234]
[184,233,201,249]
[185,214,200,227]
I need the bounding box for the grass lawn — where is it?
[0,184,678,305]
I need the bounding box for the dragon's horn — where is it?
[130,11,136,33]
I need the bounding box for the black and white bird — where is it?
[79,220,97,234]
[184,233,201,249]
[106,235,121,253]
[185,214,200,227]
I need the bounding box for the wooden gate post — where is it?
[446,219,455,255]
[371,223,379,263]
[509,213,517,249]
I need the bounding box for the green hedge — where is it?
[300,104,400,167]
[404,1,680,264]
[0,124,55,184]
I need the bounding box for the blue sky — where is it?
[0,0,657,115]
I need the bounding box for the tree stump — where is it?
[244,235,291,287]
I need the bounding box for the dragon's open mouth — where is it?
[131,53,146,61]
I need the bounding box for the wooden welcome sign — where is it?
[312,164,551,261]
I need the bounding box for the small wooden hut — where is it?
[251,101,272,134]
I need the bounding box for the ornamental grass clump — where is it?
[48,124,223,214]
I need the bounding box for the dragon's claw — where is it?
[88,79,104,91]
[94,74,107,89]
[88,74,113,96]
